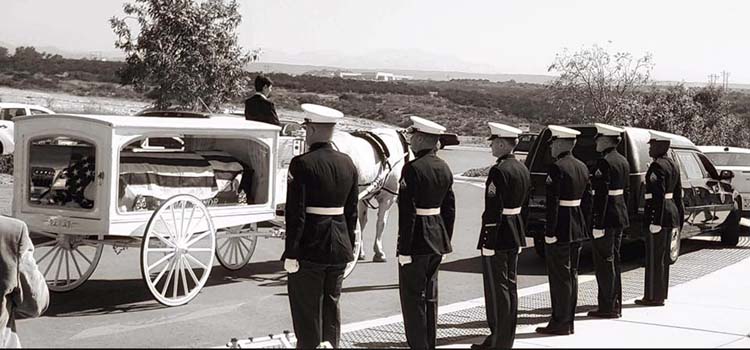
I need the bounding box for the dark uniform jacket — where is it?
[545,152,593,243]
[592,147,630,230]
[397,149,456,256]
[645,156,684,229]
[244,93,280,126]
[283,143,359,265]
[478,153,531,250]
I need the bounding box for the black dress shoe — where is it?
[587,310,621,318]
[535,326,572,336]
[635,299,665,306]
[470,344,489,350]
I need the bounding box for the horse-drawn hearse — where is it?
[13,112,321,306]
[13,111,408,306]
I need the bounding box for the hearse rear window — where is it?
[28,136,96,210]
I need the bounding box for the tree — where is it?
[0,47,8,59]
[547,44,653,124]
[110,0,258,110]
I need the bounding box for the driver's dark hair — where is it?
[254,75,273,92]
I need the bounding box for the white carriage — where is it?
[12,113,359,307]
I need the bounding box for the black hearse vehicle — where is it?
[524,125,742,263]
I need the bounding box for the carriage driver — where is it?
[397,116,456,349]
[282,104,359,349]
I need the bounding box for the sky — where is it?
[1,0,748,83]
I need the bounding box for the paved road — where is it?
[11,147,688,347]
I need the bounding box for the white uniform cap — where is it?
[488,122,523,140]
[594,123,625,137]
[648,130,672,143]
[548,125,581,140]
[301,103,344,124]
[409,116,446,135]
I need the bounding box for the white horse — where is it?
[332,128,411,262]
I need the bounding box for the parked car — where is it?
[0,103,55,154]
[699,146,750,216]
[438,132,460,149]
[524,125,742,263]
[514,132,538,164]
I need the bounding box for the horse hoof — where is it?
[373,255,387,263]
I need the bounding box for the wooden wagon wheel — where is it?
[32,232,103,292]
[343,221,362,279]
[215,224,258,271]
[140,194,216,307]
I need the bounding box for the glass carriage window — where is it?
[28,136,97,210]
[118,136,270,212]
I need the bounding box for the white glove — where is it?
[592,229,605,239]
[398,255,412,266]
[518,247,523,254]
[481,248,495,257]
[545,236,558,244]
[441,254,450,262]
[649,224,662,234]
[284,258,299,273]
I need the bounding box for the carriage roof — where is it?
[14,113,281,133]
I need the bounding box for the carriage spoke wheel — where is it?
[216,224,258,271]
[141,195,216,307]
[343,221,363,279]
[33,232,103,292]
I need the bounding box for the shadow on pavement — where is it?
[44,259,287,317]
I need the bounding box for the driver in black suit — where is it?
[244,75,280,126]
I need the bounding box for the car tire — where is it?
[668,227,681,265]
[533,235,546,258]
[721,199,741,246]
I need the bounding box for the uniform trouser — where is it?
[592,228,623,314]
[545,241,582,331]
[644,227,672,302]
[399,254,442,350]
[480,249,519,349]
[288,261,346,349]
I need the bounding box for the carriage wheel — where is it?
[216,224,258,271]
[343,221,362,279]
[32,233,103,292]
[140,195,216,307]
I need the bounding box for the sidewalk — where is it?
[445,255,750,349]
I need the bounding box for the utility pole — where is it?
[721,71,730,91]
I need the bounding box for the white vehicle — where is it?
[0,103,55,155]
[11,113,346,307]
[699,146,750,215]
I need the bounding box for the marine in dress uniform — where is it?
[588,123,630,319]
[472,123,531,350]
[536,125,592,336]
[283,104,359,348]
[635,131,684,307]
[397,116,456,349]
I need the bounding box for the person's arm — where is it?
[648,162,667,231]
[14,224,49,318]
[269,102,280,126]
[283,159,305,259]
[673,162,685,229]
[480,167,503,247]
[344,163,359,251]
[582,167,594,235]
[592,160,610,232]
[545,164,561,242]
[244,98,253,120]
[440,176,456,241]
[397,165,417,255]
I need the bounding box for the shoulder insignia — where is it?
[595,169,603,177]
[400,177,407,189]
[649,173,658,183]
[487,182,496,197]
[546,175,553,185]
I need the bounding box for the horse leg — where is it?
[357,202,368,260]
[373,195,396,262]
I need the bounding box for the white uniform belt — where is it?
[502,207,522,215]
[305,207,344,215]
[416,207,441,216]
[608,189,624,196]
[645,193,673,200]
[559,199,581,207]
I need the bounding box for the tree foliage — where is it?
[548,44,653,123]
[110,0,256,110]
